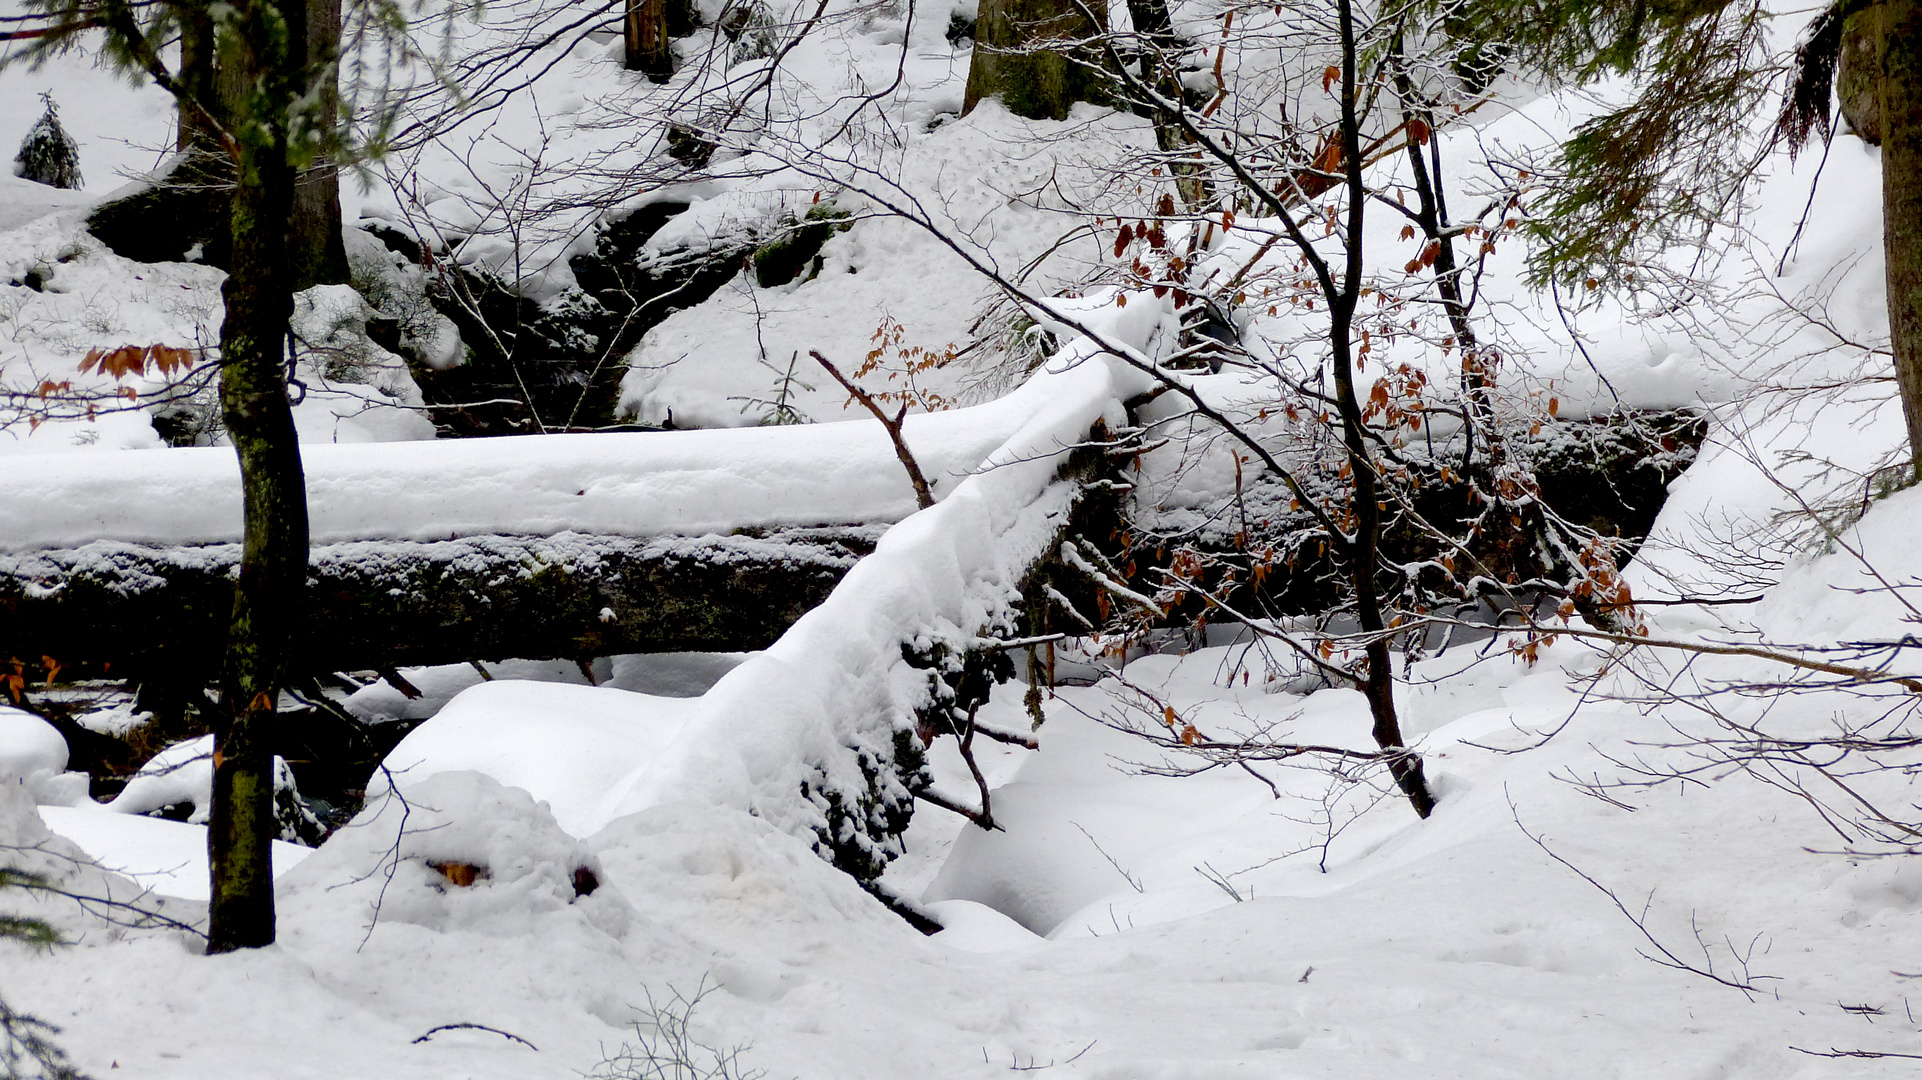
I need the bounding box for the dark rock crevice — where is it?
[363,201,755,436]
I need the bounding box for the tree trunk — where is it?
[206,0,312,956]
[625,0,674,81]
[1121,0,1206,206]
[291,0,348,291]
[1330,0,1434,819]
[1838,3,1883,144]
[1882,0,1922,481]
[175,3,218,151]
[963,0,1110,120]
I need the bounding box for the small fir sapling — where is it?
[1,867,89,1080]
[12,93,81,191]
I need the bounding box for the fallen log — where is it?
[0,527,879,680]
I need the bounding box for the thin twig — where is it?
[810,350,935,509]
[413,1023,538,1050]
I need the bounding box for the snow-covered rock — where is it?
[0,705,87,806]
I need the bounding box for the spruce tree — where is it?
[1447,0,1922,479]
[12,92,81,190]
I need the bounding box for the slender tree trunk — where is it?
[625,0,674,81]
[1389,55,1492,479]
[1331,0,1434,819]
[206,0,312,955]
[1881,0,1922,480]
[1123,0,1206,207]
[291,0,348,290]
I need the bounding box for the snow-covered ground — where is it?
[6,0,1922,1075]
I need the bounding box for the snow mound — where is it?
[0,781,204,940]
[282,771,621,940]
[371,681,698,837]
[0,707,86,805]
[588,801,914,969]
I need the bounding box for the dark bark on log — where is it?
[0,528,878,681]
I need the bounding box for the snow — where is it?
[101,734,309,832]
[0,386,1072,550]
[0,706,65,777]
[371,682,701,837]
[34,804,313,903]
[0,705,87,805]
[5,0,1922,1076]
[366,337,1153,864]
[7,653,1919,1076]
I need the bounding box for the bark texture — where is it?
[1838,3,1883,143]
[290,0,348,291]
[962,0,1109,120]
[204,0,312,955]
[625,0,674,80]
[1884,0,1922,479]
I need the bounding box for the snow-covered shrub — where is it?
[286,284,439,442]
[956,291,1059,403]
[344,227,463,372]
[721,2,779,63]
[11,93,81,191]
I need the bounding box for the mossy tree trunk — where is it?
[205,0,313,955]
[962,0,1110,120]
[1881,0,1922,481]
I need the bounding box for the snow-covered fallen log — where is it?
[0,399,1050,552]
[0,380,1105,674]
[371,303,1168,882]
[0,528,877,677]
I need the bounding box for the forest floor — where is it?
[4,2,1921,1076]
